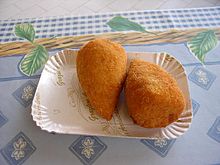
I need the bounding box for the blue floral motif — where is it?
[12,81,36,107]
[81,137,95,159]
[207,116,220,143]
[0,111,8,128]
[11,138,27,160]
[69,136,107,165]
[192,99,200,116]
[188,66,216,90]
[0,132,36,165]
[141,138,176,157]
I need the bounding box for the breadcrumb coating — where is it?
[125,59,185,128]
[76,39,127,120]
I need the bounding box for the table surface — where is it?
[0,7,220,165]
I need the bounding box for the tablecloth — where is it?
[0,7,220,165]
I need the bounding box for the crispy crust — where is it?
[125,59,185,128]
[76,39,127,120]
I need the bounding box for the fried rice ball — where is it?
[76,39,127,120]
[125,59,185,128]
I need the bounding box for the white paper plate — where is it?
[31,49,192,139]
